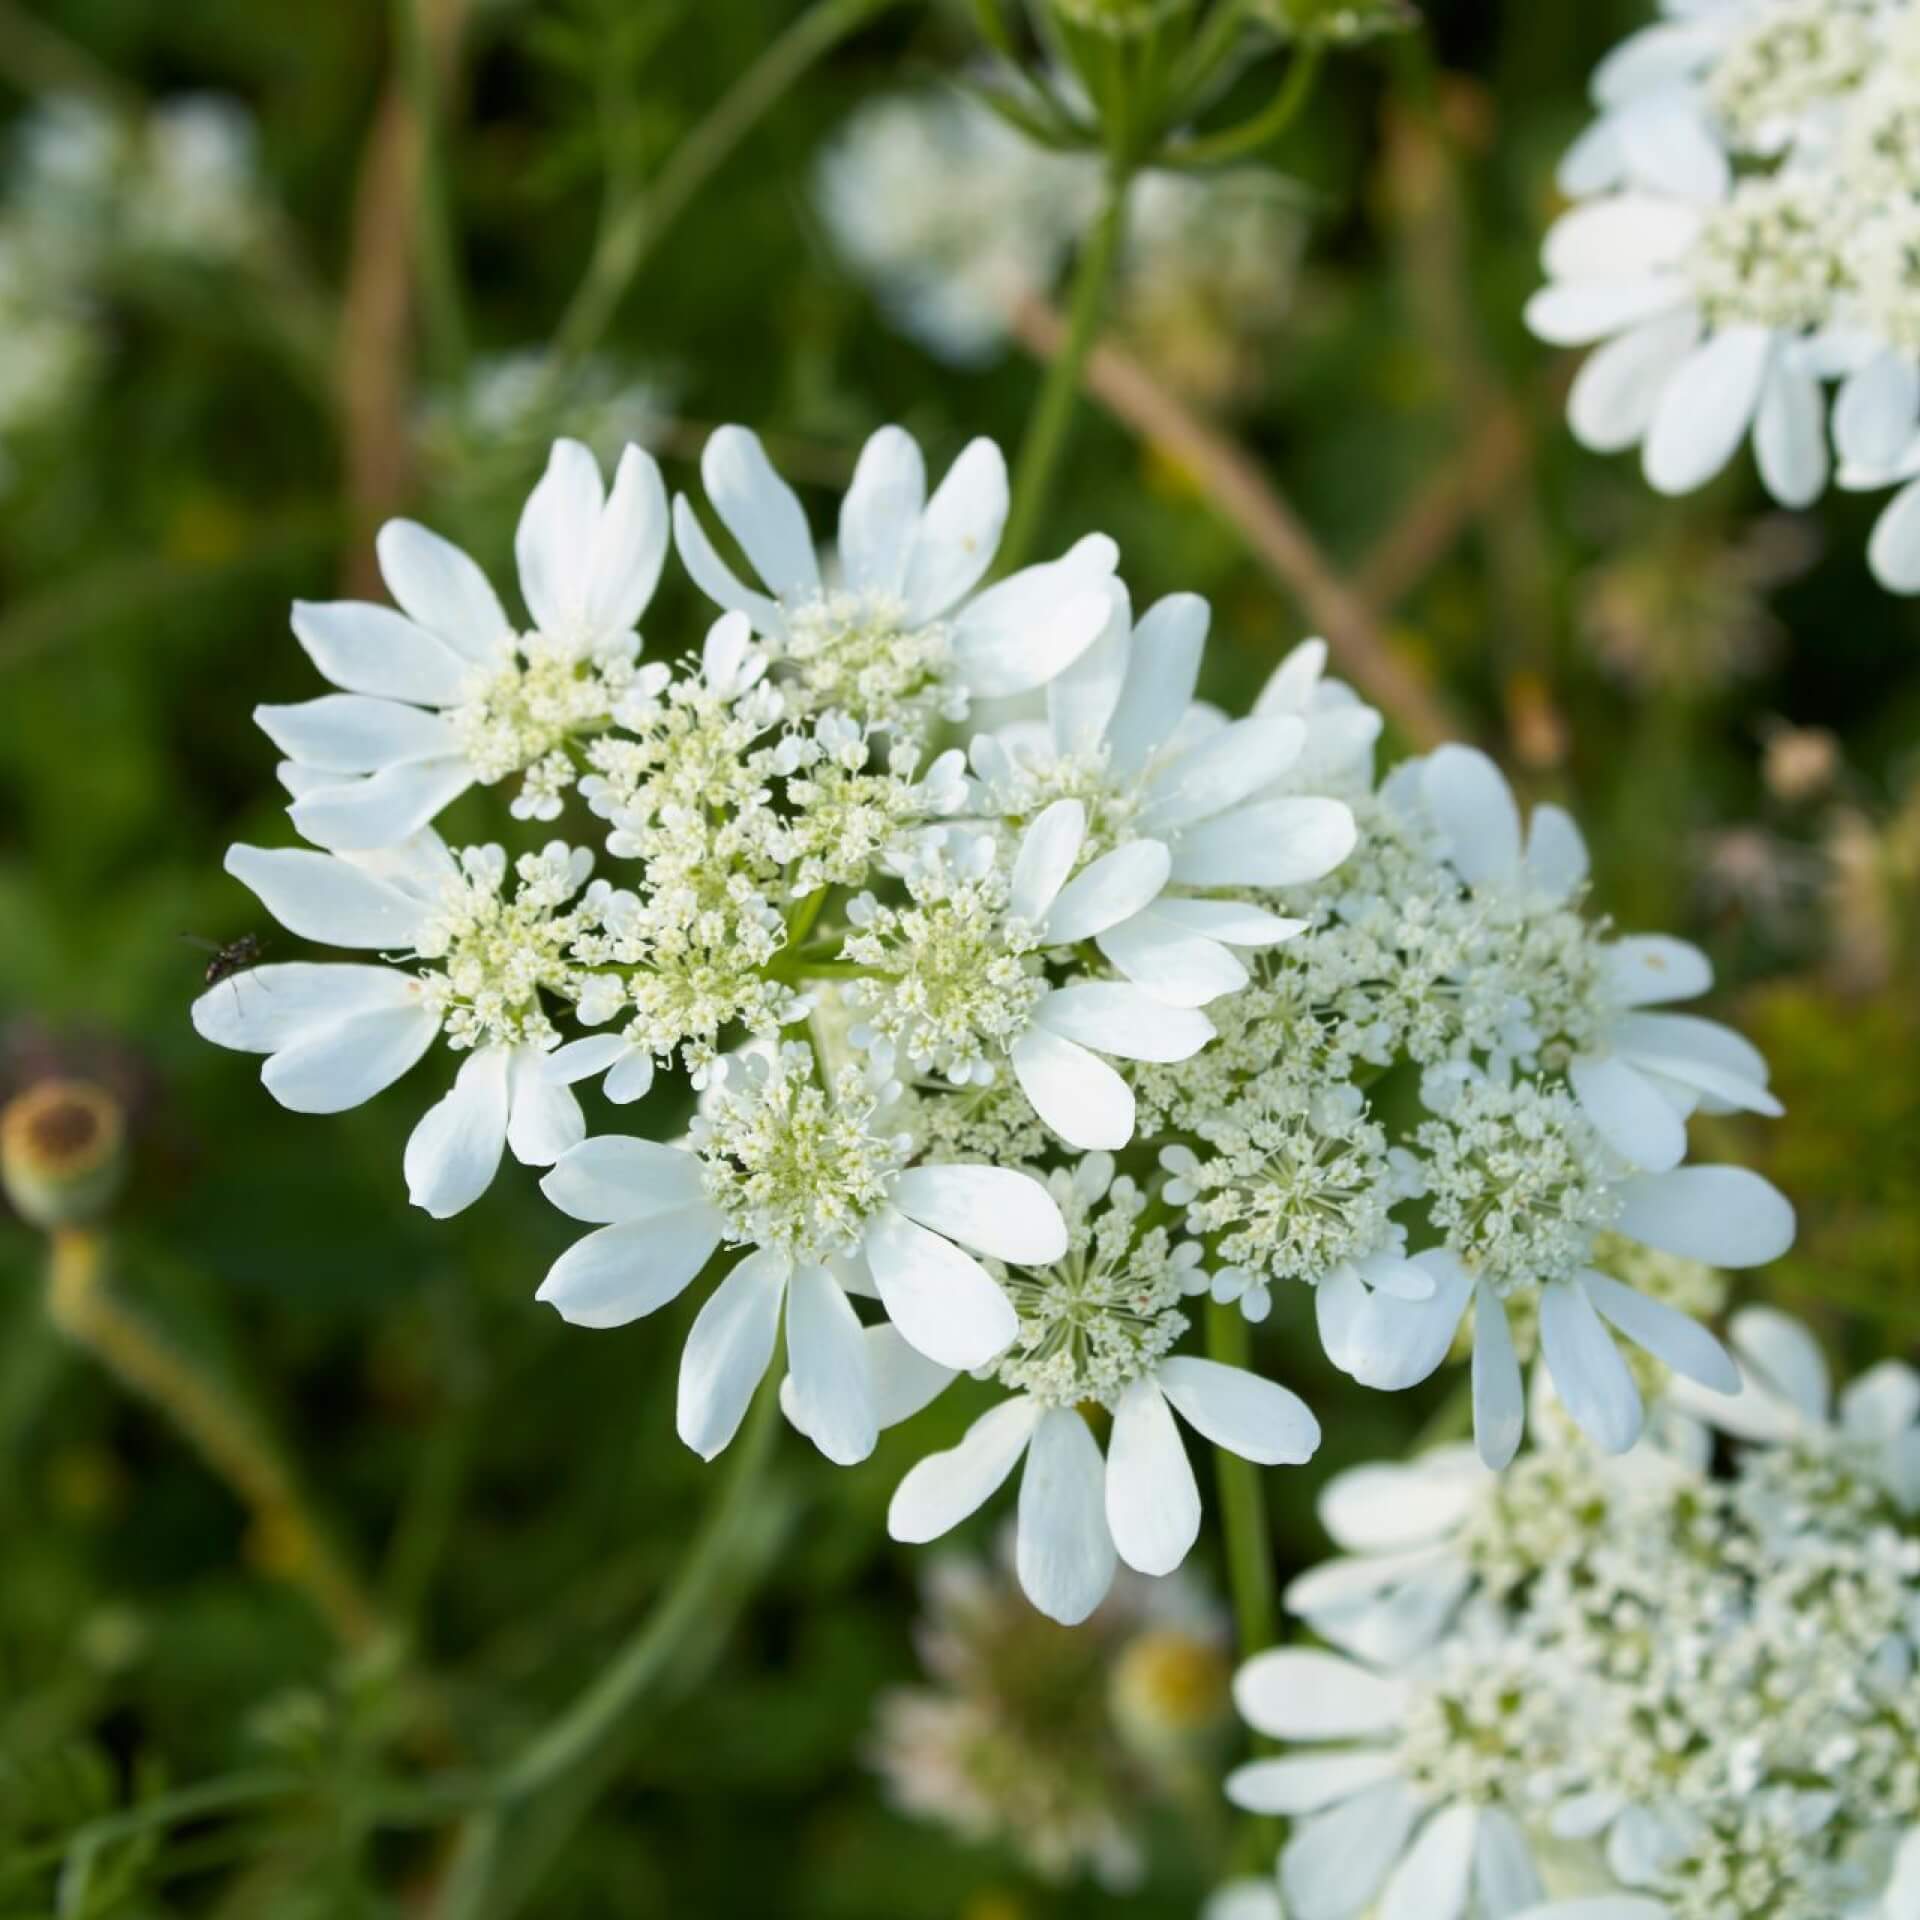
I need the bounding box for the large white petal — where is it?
[1593,20,1720,103]
[1105,591,1206,774]
[375,519,511,661]
[1008,798,1085,924]
[1616,1166,1795,1266]
[1542,195,1703,280]
[290,600,471,705]
[1603,934,1712,1006]
[1234,1647,1410,1741]
[1525,275,1691,346]
[515,438,606,633]
[258,1005,439,1114]
[1016,1406,1117,1625]
[864,1324,957,1429]
[1097,911,1247,1008]
[1472,1804,1545,1919]
[902,436,1006,620]
[287,759,476,854]
[534,1210,721,1328]
[701,425,820,600]
[403,1045,512,1218]
[862,1207,1018,1369]
[1282,1781,1421,1920]
[1421,745,1522,887]
[677,1246,788,1460]
[1835,351,1920,471]
[255,695,457,774]
[1730,1304,1831,1420]
[1566,307,1700,452]
[1035,982,1212,1062]
[538,1135,709,1224]
[1169,797,1356,888]
[1158,1355,1320,1465]
[191,962,423,1053]
[1753,355,1829,509]
[953,581,1113,699]
[583,443,670,636]
[1318,1447,1486,1552]
[888,1396,1040,1541]
[225,845,432,949]
[1618,98,1727,199]
[1009,1026,1135,1150]
[1226,1749,1403,1816]
[1326,1250,1473,1391]
[1539,1279,1643,1454]
[1583,1269,1740,1392]
[670,494,784,630]
[1473,1285,1525,1470]
[1381,1804,1477,1920]
[784,1260,876,1465]
[838,425,925,598]
[1042,839,1170,945]
[1141,715,1305,832]
[889,1165,1067,1264]
[1643,325,1771,495]
[1105,1378,1200,1575]
[1612,1010,1769,1099]
[1869,476,1920,594]
[1570,1052,1688,1172]
[1045,584,1130,757]
[504,1046,586,1166]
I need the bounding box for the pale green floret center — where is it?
[1398,1653,1561,1807]
[1707,4,1873,145]
[692,1059,907,1264]
[450,637,629,786]
[995,1205,1187,1410]
[1689,180,1842,333]
[774,588,956,734]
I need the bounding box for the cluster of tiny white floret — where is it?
[1532,0,1920,592]
[197,419,1796,1624]
[1234,1327,1920,1920]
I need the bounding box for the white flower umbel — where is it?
[886,1155,1320,1624]
[258,438,670,847]
[534,1044,1067,1465]
[969,599,1356,1008]
[672,424,1119,739]
[844,800,1215,1149]
[191,828,601,1217]
[1261,1336,1920,1920]
[1535,0,1920,592]
[1413,745,1783,1174]
[1228,1637,1557,1920]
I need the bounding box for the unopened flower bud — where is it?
[1,1078,127,1230]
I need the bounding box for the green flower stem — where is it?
[546,0,905,380]
[998,168,1133,575]
[44,1229,385,1653]
[491,1363,783,1803]
[1205,1297,1278,1667]
[1161,41,1322,170]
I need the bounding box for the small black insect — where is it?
[183,933,272,989]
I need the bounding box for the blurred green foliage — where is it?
[0,0,1915,1914]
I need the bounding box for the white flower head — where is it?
[672,422,1120,738]
[258,438,670,848]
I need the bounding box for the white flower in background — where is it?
[815,89,1099,365]
[844,799,1214,1148]
[1537,0,1920,591]
[673,423,1119,735]
[191,828,600,1218]
[1228,1640,1554,1920]
[258,438,670,848]
[886,1156,1320,1623]
[970,594,1355,1008]
[1202,1882,1287,1920]
[1666,1303,1920,1512]
[1412,745,1783,1173]
[1237,1336,1920,1920]
[534,1045,1067,1464]
[1525,178,1835,507]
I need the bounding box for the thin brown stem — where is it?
[46,1229,384,1652]
[1010,296,1465,749]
